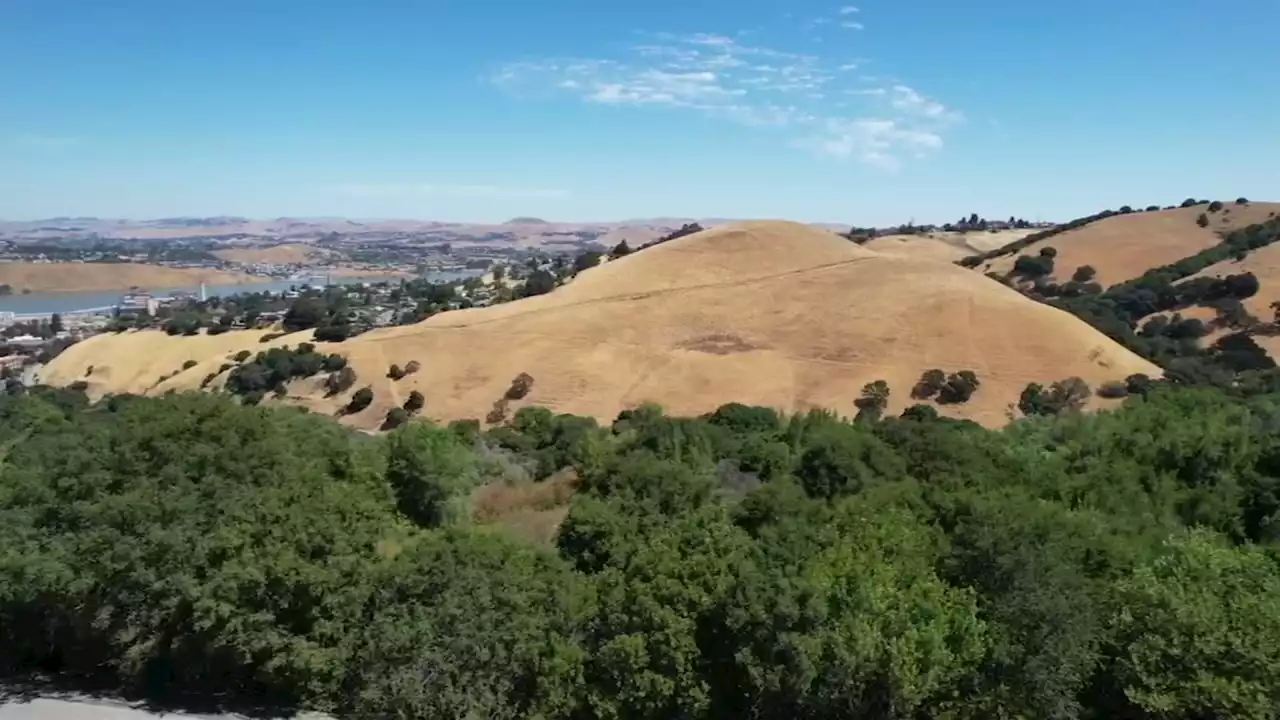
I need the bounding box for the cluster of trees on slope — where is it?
[1047,216,1280,385]
[958,197,1245,269]
[5,381,1280,719]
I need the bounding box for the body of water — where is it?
[0,271,481,316]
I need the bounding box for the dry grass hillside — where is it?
[1181,241,1280,320]
[40,329,300,395]
[212,243,330,265]
[44,221,1160,427]
[983,203,1280,287]
[0,262,260,293]
[864,229,1035,262]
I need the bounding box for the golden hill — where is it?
[983,203,1280,287]
[41,329,300,395]
[0,262,259,293]
[43,221,1160,427]
[865,228,1036,262]
[212,243,330,265]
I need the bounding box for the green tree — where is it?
[911,368,947,399]
[1072,265,1097,282]
[347,531,587,719]
[521,270,557,297]
[404,390,425,414]
[609,240,633,259]
[346,386,374,413]
[1108,530,1280,718]
[854,379,890,422]
[385,422,480,527]
[795,423,907,499]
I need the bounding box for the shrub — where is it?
[233,350,252,362]
[273,382,288,399]
[1014,254,1054,278]
[1072,265,1097,283]
[854,380,890,422]
[1237,197,1250,205]
[1096,380,1130,399]
[486,398,509,425]
[1196,213,1210,228]
[521,270,557,298]
[322,354,346,372]
[388,364,405,380]
[1019,377,1091,416]
[573,251,603,274]
[404,360,421,375]
[1039,246,1058,258]
[382,407,410,430]
[313,324,351,343]
[1208,200,1225,213]
[259,332,286,343]
[610,240,633,259]
[505,372,534,401]
[900,404,939,421]
[911,369,947,399]
[1181,198,1199,208]
[1126,371,1157,394]
[68,380,89,393]
[219,363,232,374]
[201,373,217,388]
[404,390,425,414]
[325,366,358,396]
[182,360,198,370]
[937,371,981,404]
[346,386,374,414]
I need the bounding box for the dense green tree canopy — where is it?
[3,381,1280,719]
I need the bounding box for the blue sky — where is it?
[2,0,1277,224]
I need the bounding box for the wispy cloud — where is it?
[12,133,81,148]
[839,21,865,30]
[839,5,860,13]
[491,25,961,169]
[332,183,571,200]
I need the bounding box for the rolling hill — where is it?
[0,262,261,293]
[44,220,1159,428]
[863,228,1035,262]
[211,242,332,265]
[981,202,1280,287]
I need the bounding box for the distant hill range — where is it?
[0,216,843,249]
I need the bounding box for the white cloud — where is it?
[840,21,865,30]
[889,84,963,122]
[492,28,962,169]
[839,5,860,13]
[333,184,571,200]
[800,118,943,169]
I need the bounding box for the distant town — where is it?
[0,221,679,385]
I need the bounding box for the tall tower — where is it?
[200,282,207,302]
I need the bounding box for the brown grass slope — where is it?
[212,243,330,265]
[1182,240,1280,320]
[40,329,299,396]
[983,203,1280,288]
[0,262,260,293]
[865,229,1037,262]
[46,221,1159,427]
